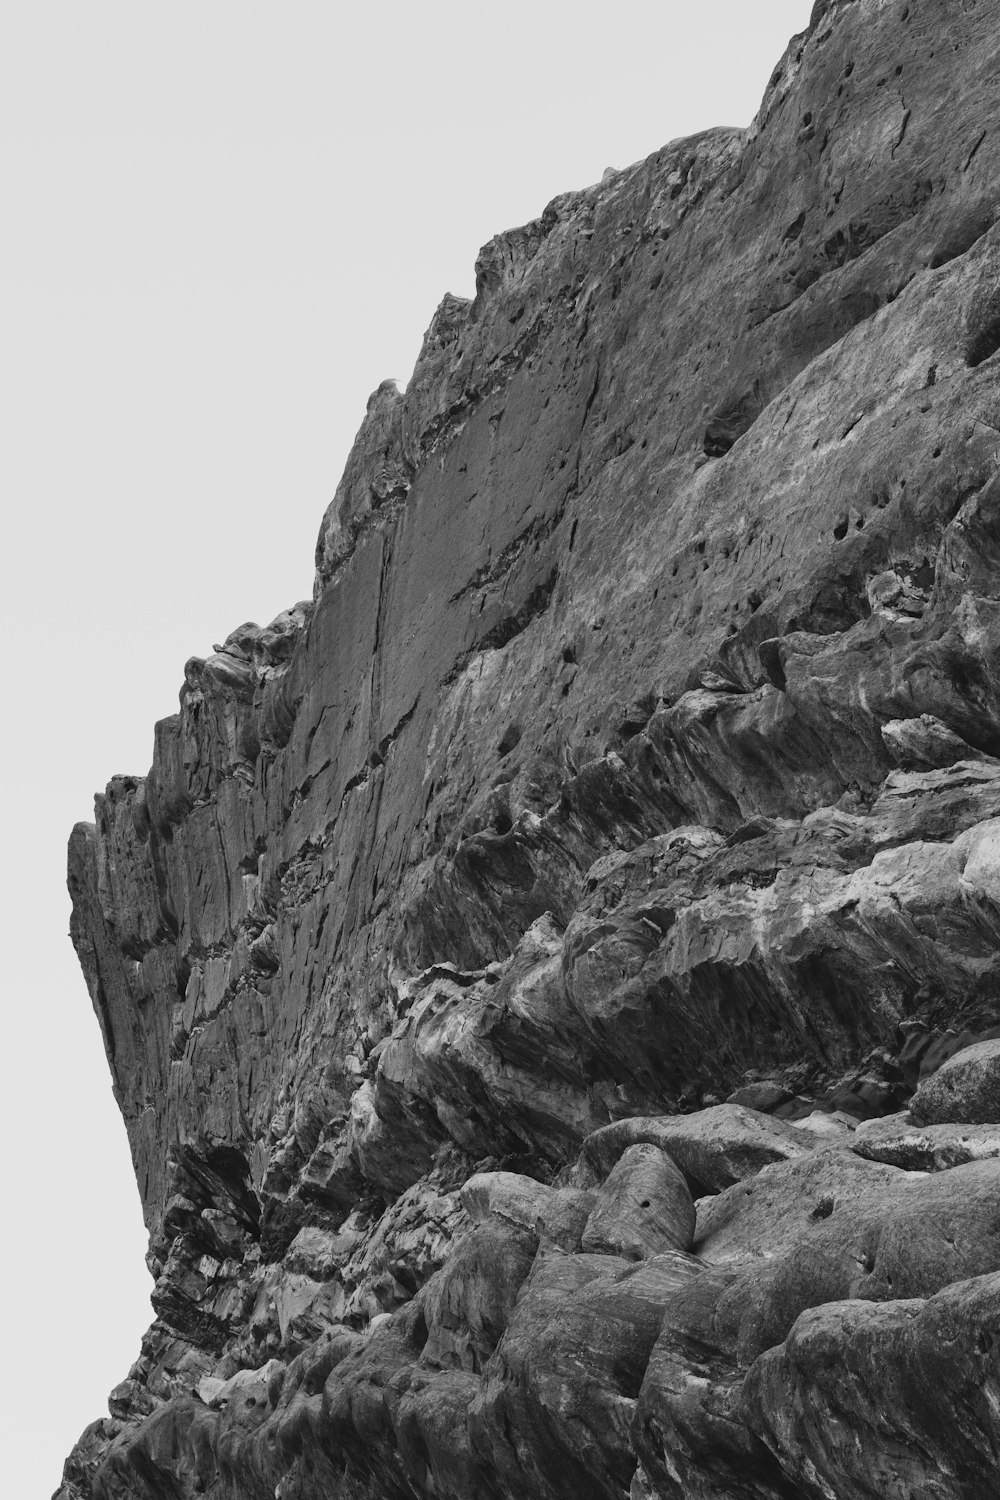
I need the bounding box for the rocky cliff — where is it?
[57,2,1000,1496]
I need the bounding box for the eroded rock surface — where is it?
[59,2,1000,1496]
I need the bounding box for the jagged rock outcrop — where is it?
[59,1,1000,1495]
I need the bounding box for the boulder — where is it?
[743,1274,1000,1500]
[910,1038,1000,1125]
[578,1104,813,1194]
[853,1113,1000,1171]
[582,1143,696,1259]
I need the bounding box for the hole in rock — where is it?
[965,285,1000,370]
[810,1197,835,1221]
[967,308,1000,368]
[703,385,766,457]
[175,957,192,1001]
[498,724,522,757]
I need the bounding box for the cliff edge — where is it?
[59,2,1000,1496]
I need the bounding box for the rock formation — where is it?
[57,1,1000,1495]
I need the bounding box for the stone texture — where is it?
[852,1112,1000,1170]
[580,1142,695,1259]
[577,1103,813,1192]
[742,1273,1000,1500]
[469,1251,705,1500]
[57,2,1000,1497]
[910,1037,1000,1125]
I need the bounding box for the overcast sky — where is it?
[0,2,808,1490]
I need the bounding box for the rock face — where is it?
[58,2,1000,1496]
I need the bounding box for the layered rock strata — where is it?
[59,1,1000,1495]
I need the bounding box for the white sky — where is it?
[0,2,808,1490]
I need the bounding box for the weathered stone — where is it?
[458,1167,595,1250]
[582,1143,695,1259]
[743,1274,1000,1500]
[701,1152,1000,1366]
[791,1110,857,1142]
[469,1252,704,1500]
[881,714,990,771]
[911,1037,1000,1125]
[58,1,1000,1496]
[461,1170,553,1230]
[852,1112,1000,1171]
[534,1187,597,1252]
[578,1104,813,1194]
[419,1218,538,1373]
[726,1081,795,1114]
[632,1267,796,1500]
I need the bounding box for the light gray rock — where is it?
[853,1113,1000,1170]
[582,1143,696,1259]
[461,1171,552,1230]
[578,1103,813,1193]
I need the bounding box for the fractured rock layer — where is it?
[60,1,1000,1496]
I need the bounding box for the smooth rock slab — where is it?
[461,1170,552,1229]
[461,1169,596,1251]
[852,1112,1000,1171]
[582,1143,695,1259]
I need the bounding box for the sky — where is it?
[0,1,809,1491]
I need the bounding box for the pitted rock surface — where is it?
[58,3,1000,1497]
